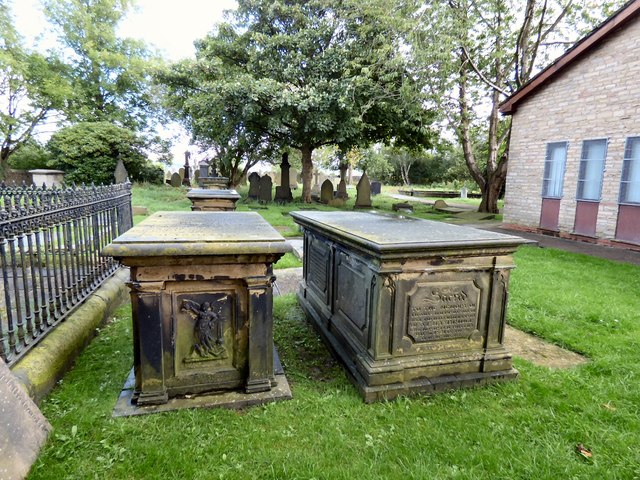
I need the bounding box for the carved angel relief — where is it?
[181,296,229,362]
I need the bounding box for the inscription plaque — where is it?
[308,241,329,293]
[407,282,480,342]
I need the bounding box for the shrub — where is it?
[47,122,156,185]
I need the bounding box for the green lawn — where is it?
[27,183,640,479]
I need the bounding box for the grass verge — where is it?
[29,246,640,479]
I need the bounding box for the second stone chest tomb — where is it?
[290,211,526,402]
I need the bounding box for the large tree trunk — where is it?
[300,144,314,203]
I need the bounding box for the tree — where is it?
[0,1,69,176]
[413,0,625,212]
[46,122,162,185]
[42,0,161,132]
[159,0,434,202]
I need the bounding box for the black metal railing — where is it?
[0,182,133,366]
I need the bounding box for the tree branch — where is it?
[461,46,510,96]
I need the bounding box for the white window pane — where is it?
[621,137,640,203]
[543,142,567,198]
[578,139,606,201]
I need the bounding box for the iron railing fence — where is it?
[0,182,133,366]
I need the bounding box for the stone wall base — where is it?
[10,268,130,404]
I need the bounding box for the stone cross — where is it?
[274,153,293,203]
[182,151,191,186]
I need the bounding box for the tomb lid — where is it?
[103,211,291,257]
[186,188,241,200]
[289,211,526,255]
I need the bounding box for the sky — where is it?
[10,0,238,168]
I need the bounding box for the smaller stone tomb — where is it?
[187,188,241,211]
[0,358,52,479]
[370,181,382,195]
[290,211,526,402]
[103,212,292,412]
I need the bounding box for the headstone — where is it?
[328,198,345,208]
[194,170,200,182]
[370,181,382,196]
[178,168,185,180]
[354,173,372,209]
[460,187,468,199]
[183,151,191,187]
[198,161,209,178]
[258,175,273,203]
[248,172,260,199]
[165,171,172,185]
[337,163,349,199]
[320,179,334,204]
[289,168,299,190]
[114,158,128,184]
[336,179,348,200]
[434,199,449,210]
[170,172,182,187]
[275,153,293,203]
[0,358,52,479]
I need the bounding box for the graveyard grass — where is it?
[28,184,640,479]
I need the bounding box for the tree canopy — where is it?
[42,0,162,132]
[0,0,70,175]
[159,0,434,200]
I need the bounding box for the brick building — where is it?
[500,0,640,249]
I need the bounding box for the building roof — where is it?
[500,0,640,115]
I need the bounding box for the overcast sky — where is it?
[12,0,238,60]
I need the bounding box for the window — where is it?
[542,142,567,198]
[577,139,607,201]
[620,137,640,204]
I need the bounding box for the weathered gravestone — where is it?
[248,172,260,199]
[370,181,382,196]
[336,179,348,200]
[290,211,527,402]
[354,172,372,209]
[460,187,468,199]
[170,172,182,187]
[179,168,185,180]
[258,175,273,203]
[114,158,128,184]
[320,179,334,204]
[275,153,293,203]
[0,358,52,479]
[194,170,200,183]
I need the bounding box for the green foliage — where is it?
[158,0,435,199]
[8,140,51,171]
[42,0,162,132]
[0,2,70,174]
[46,122,154,185]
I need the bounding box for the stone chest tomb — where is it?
[103,212,291,410]
[290,211,526,402]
